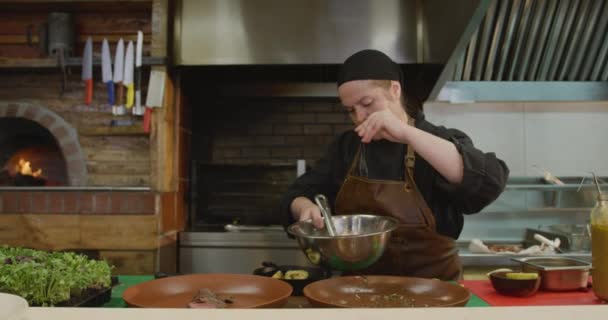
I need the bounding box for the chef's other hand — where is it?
[355,109,407,144]
[290,197,325,229]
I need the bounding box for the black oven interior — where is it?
[189,162,298,228]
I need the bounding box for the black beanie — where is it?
[337,49,403,87]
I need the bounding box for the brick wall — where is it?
[193,99,353,165]
[0,190,156,215]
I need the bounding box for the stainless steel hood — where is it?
[430,0,608,102]
[174,0,608,102]
[174,0,478,65]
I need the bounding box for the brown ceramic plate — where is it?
[303,276,470,308]
[123,274,292,308]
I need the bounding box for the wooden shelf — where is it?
[1,0,150,2]
[0,1,152,12]
[79,125,147,136]
[0,56,166,68]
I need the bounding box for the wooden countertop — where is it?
[20,305,608,320]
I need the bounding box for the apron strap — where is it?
[403,117,416,190]
[346,145,362,177]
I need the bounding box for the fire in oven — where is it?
[0,118,68,187]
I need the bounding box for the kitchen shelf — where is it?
[0,56,166,68]
[480,176,608,213]
[1,0,150,2]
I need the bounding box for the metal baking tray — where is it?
[512,257,591,271]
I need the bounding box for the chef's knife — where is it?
[124,40,134,109]
[101,38,114,108]
[113,38,125,115]
[133,31,144,116]
[81,37,93,105]
[143,69,166,133]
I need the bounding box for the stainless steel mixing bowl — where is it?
[286,214,399,271]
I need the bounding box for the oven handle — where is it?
[224,224,285,232]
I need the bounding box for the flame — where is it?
[15,158,43,177]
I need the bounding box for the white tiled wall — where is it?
[524,102,608,176]
[424,101,608,177]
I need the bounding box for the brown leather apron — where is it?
[335,120,462,280]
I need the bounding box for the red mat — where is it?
[460,280,605,306]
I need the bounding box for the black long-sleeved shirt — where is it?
[281,112,510,239]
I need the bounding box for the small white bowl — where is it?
[0,292,28,320]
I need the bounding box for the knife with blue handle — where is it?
[101,38,114,107]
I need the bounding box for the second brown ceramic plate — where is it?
[303,275,470,308]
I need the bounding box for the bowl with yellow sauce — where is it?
[489,271,541,297]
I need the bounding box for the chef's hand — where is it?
[355,109,408,144]
[290,197,324,229]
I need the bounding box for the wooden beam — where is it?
[0,0,151,2]
[151,0,168,57]
[79,125,148,136]
[0,34,149,45]
[0,1,152,14]
[149,67,176,192]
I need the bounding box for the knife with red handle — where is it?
[82,37,93,105]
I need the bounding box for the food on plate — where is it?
[188,289,234,308]
[284,270,309,280]
[487,244,523,253]
[504,272,539,280]
[333,292,419,308]
[270,269,309,280]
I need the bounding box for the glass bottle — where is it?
[591,193,608,301]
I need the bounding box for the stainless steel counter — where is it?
[456,248,591,267]
[178,231,591,274]
[179,230,311,274]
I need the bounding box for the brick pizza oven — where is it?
[0,102,87,186]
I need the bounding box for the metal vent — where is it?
[453,0,608,82]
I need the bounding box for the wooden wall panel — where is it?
[0,214,159,250]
